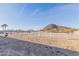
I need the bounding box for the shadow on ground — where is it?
[0,36,79,56]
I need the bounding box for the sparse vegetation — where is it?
[8,32,79,52]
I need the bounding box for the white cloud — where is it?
[31,8,40,16]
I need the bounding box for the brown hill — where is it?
[41,24,77,33]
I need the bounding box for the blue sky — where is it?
[0,3,79,30]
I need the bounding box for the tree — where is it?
[1,24,8,31]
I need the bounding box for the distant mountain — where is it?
[26,29,37,33]
[41,24,77,33]
[0,29,38,33]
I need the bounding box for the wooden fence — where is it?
[6,32,79,40]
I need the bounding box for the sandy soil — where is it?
[7,32,79,52]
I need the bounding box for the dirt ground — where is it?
[7,32,79,52]
[0,36,79,56]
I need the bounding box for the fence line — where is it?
[3,32,79,40]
